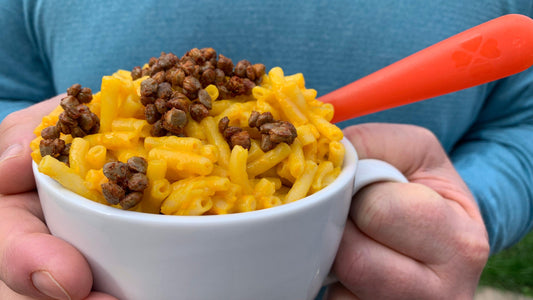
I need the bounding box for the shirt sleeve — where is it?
[452,68,533,254]
[0,1,56,122]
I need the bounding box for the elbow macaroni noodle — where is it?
[31,66,345,215]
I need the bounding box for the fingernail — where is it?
[0,143,24,164]
[31,270,71,300]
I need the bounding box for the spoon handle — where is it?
[320,14,533,123]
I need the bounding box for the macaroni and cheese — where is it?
[31,48,345,215]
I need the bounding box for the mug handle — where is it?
[353,158,408,194]
[322,158,408,287]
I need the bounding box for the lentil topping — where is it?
[133,48,266,136]
[101,156,149,209]
[39,84,100,163]
[36,48,306,213]
[218,111,297,151]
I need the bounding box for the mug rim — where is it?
[33,138,358,226]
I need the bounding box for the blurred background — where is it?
[476,231,533,299]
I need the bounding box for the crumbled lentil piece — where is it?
[101,156,149,209]
[77,88,93,103]
[144,104,160,124]
[234,60,249,77]
[131,66,143,80]
[252,64,266,83]
[218,111,297,151]
[39,138,65,158]
[218,116,230,133]
[197,89,212,110]
[200,68,216,86]
[269,121,298,144]
[260,134,274,152]
[39,84,99,162]
[247,111,298,152]
[133,49,266,134]
[60,96,81,118]
[120,192,143,210]
[150,120,167,137]
[67,84,82,97]
[154,98,169,115]
[230,131,251,150]
[41,126,60,140]
[127,156,148,174]
[162,108,188,134]
[222,126,243,141]
[167,95,191,113]
[101,182,125,205]
[157,82,173,99]
[189,103,209,122]
[128,173,149,192]
[103,161,130,184]
[182,76,202,99]
[256,111,274,127]
[141,78,158,97]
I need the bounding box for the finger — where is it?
[0,279,35,300]
[332,219,440,299]
[0,192,93,300]
[343,123,483,223]
[324,282,360,300]
[0,95,62,194]
[343,123,442,175]
[1,281,117,300]
[84,292,119,300]
[351,181,485,265]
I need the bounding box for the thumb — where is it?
[343,123,448,177]
[343,122,482,221]
[0,95,62,194]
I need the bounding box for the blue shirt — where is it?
[1,0,533,254]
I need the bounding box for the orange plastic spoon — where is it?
[320,14,533,123]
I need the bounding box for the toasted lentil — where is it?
[197,89,212,109]
[128,173,149,192]
[144,104,160,124]
[247,111,297,152]
[77,87,93,103]
[133,49,265,134]
[103,161,130,184]
[101,156,149,209]
[67,84,82,97]
[150,120,167,137]
[101,182,125,205]
[40,126,60,140]
[120,192,143,210]
[218,116,230,133]
[131,66,143,80]
[140,78,158,97]
[162,108,188,134]
[127,156,148,174]
[189,103,209,122]
[230,131,251,150]
[39,84,99,162]
[154,98,169,115]
[39,138,65,158]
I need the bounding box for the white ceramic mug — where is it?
[33,138,407,300]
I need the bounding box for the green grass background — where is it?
[479,231,533,296]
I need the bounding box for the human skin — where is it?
[0,95,117,300]
[0,98,489,299]
[325,124,490,299]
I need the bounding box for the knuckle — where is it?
[0,111,23,135]
[456,230,490,269]
[334,246,368,288]
[353,185,392,233]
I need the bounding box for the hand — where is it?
[325,123,490,300]
[0,95,117,299]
